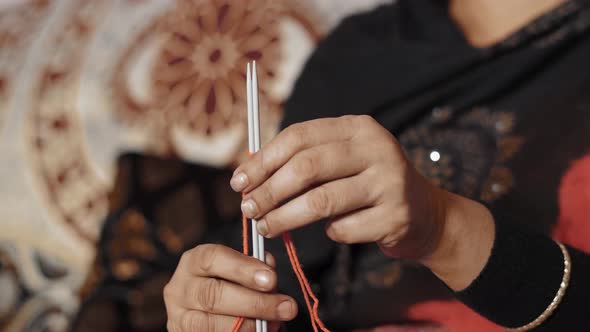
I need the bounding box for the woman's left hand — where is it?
[230,115,448,261]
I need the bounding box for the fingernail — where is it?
[241,199,258,218]
[230,173,249,192]
[254,270,272,288]
[257,219,269,237]
[277,300,296,320]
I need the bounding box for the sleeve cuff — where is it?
[454,220,565,328]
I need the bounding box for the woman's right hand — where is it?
[163,244,298,331]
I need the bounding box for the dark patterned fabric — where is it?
[72,154,243,331]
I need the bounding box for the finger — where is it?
[164,277,186,321]
[181,277,298,321]
[169,309,282,332]
[325,206,400,244]
[234,320,281,332]
[265,251,276,269]
[181,244,277,291]
[169,309,258,332]
[230,116,361,192]
[235,320,281,332]
[263,251,280,292]
[241,141,369,219]
[256,174,376,238]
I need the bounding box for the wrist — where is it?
[421,189,496,291]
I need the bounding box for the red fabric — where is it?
[553,153,590,252]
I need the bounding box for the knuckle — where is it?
[258,149,273,178]
[340,114,356,122]
[341,115,366,139]
[195,244,219,275]
[198,278,223,312]
[252,294,269,317]
[363,168,384,201]
[307,186,332,217]
[342,115,358,130]
[341,141,353,156]
[179,250,192,268]
[260,183,277,207]
[163,282,175,301]
[292,153,318,179]
[355,115,380,137]
[356,114,377,126]
[262,212,277,235]
[286,123,307,142]
[364,164,381,179]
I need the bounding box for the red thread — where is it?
[230,317,245,332]
[230,196,250,332]
[231,202,329,331]
[283,233,329,331]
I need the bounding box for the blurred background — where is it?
[0,0,391,331]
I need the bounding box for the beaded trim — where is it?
[506,242,571,332]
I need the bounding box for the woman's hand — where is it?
[232,115,445,260]
[163,244,297,332]
[231,115,495,290]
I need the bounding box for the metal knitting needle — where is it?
[252,61,266,285]
[247,61,267,332]
[246,63,259,263]
[246,63,261,332]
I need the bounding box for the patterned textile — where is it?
[71,153,243,331]
[0,0,392,331]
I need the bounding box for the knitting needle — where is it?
[246,63,262,332]
[252,61,267,287]
[246,63,259,263]
[247,61,267,332]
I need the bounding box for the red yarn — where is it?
[231,196,250,332]
[231,197,329,331]
[283,232,330,332]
